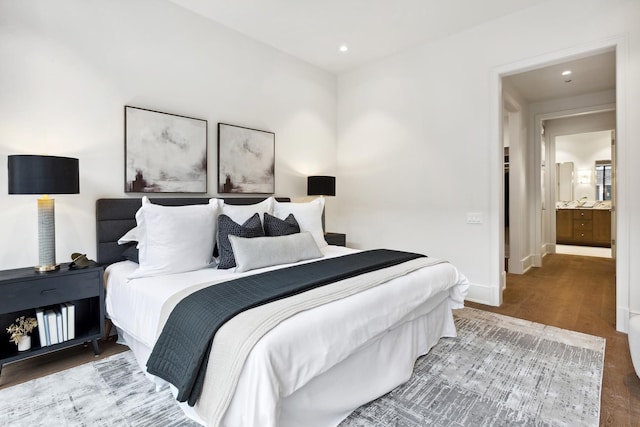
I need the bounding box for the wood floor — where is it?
[0,335,128,390]
[467,253,640,427]
[1,253,638,426]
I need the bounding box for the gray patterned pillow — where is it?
[217,213,265,269]
[264,212,300,236]
[229,232,323,273]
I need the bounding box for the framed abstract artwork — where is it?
[218,123,275,194]
[125,106,208,193]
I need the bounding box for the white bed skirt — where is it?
[117,293,456,427]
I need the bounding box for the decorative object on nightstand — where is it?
[8,155,80,272]
[0,263,104,376]
[324,232,346,247]
[6,316,38,351]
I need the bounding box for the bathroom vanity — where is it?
[556,205,611,247]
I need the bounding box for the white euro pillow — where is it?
[129,198,219,278]
[229,232,323,273]
[219,196,274,225]
[273,198,327,248]
[117,226,139,245]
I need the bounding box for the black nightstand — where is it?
[325,232,346,247]
[0,264,104,376]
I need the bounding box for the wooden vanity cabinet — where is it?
[592,210,612,244]
[556,209,573,242]
[556,208,611,248]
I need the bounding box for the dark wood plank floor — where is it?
[0,335,128,390]
[1,253,638,426]
[467,253,640,427]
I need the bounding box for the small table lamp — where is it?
[8,155,79,272]
[307,175,336,197]
[307,176,336,232]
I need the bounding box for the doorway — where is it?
[491,41,628,332]
[550,127,615,259]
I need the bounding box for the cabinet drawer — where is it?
[0,271,100,313]
[573,210,593,219]
[573,220,593,231]
[574,230,593,241]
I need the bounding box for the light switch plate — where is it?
[466,212,483,224]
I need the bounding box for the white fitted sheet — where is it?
[105,246,469,426]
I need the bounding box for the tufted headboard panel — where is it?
[96,197,290,266]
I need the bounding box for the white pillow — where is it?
[129,199,219,278]
[229,232,323,273]
[117,226,139,245]
[117,196,150,247]
[218,196,274,224]
[273,198,327,248]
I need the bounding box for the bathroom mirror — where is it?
[556,162,573,202]
[595,160,612,201]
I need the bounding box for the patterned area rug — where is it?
[0,308,604,426]
[340,308,604,426]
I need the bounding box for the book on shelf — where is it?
[64,302,75,340]
[55,309,63,343]
[35,308,47,347]
[60,303,69,342]
[36,302,76,347]
[45,309,58,345]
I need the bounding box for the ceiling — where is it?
[169,0,548,74]
[503,50,616,103]
[168,0,615,102]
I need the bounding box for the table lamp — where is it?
[307,175,336,197]
[8,155,80,272]
[307,175,336,232]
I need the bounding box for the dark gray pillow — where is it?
[217,213,264,269]
[264,212,300,236]
[122,243,139,264]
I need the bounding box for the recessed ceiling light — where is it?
[339,45,348,53]
[561,70,572,76]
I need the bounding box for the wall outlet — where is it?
[466,212,483,224]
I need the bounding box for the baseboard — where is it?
[509,255,533,275]
[465,282,499,307]
[531,253,542,268]
[618,307,630,334]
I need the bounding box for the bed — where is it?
[97,196,469,427]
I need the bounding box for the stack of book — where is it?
[35,303,75,347]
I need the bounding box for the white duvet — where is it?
[105,246,469,426]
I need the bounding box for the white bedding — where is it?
[105,246,469,426]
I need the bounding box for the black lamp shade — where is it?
[307,175,336,196]
[8,155,79,194]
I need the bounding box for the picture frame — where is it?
[124,106,208,193]
[218,123,275,194]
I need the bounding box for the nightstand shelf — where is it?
[0,264,104,375]
[325,232,346,247]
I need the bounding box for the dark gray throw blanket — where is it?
[146,249,425,406]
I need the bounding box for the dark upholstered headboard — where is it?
[96,197,291,266]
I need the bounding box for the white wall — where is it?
[0,0,338,270]
[337,0,640,318]
[556,131,611,200]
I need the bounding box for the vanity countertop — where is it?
[556,201,611,210]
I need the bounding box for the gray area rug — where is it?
[0,308,604,426]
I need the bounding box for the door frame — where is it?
[489,35,630,332]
